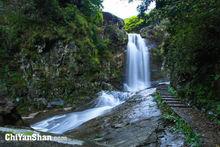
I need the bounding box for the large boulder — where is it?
[0,94,24,126]
[102,12,128,49]
[47,98,65,109]
[102,12,128,89]
[103,12,124,29]
[140,19,169,45]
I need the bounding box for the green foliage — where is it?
[168,86,177,97]
[135,0,154,17]
[0,0,122,113]
[141,0,220,121]
[78,0,103,18]
[163,0,220,121]
[124,16,145,32]
[173,117,201,147]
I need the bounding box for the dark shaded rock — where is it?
[101,12,128,90]
[103,12,124,29]
[47,98,65,108]
[22,107,74,125]
[138,132,158,146]
[102,12,128,49]
[140,19,169,46]
[0,94,24,126]
[139,22,170,82]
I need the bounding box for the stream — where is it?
[0,34,185,146]
[31,91,132,134]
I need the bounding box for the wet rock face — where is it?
[17,12,128,113]
[140,26,165,46]
[0,10,127,116]
[66,89,162,146]
[139,25,169,82]
[20,41,79,106]
[0,95,24,126]
[102,12,128,89]
[64,88,186,146]
[159,128,185,147]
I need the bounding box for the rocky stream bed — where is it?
[0,86,186,147]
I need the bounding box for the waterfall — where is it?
[124,33,150,91]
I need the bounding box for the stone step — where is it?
[161,96,176,98]
[160,94,171,97]
[162,97,176,99]
[167,104,190,108]
[157,84,220,146]
[162,98,178,101]
[165,101,184,104]
[158,93,171,96]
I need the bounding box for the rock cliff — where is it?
[0,12,127,123]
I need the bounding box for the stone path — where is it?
[157,84,220,147]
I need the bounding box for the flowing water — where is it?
[124,33,150,91]
[31,33,151,134]
[31,91,131,134]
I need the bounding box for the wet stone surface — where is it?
[65,88,186,146]
[159,128,185,147]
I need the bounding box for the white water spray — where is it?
[124,33,150,91]
[31,91,130,134]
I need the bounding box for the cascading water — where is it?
[124,33,150,91]
[31,33,151,134]
[31,91,131,134]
